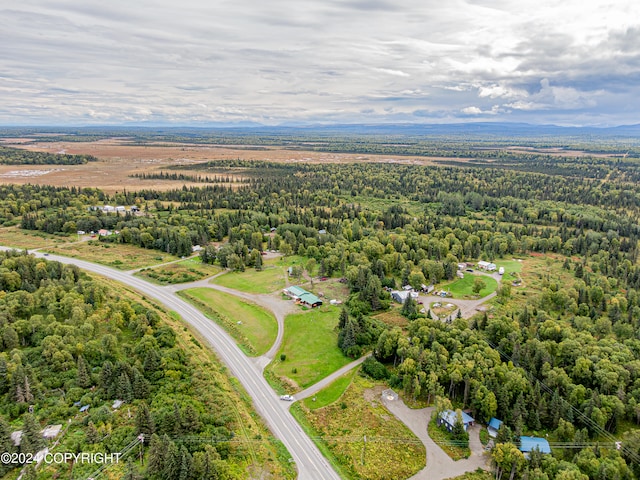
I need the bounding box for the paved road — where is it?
[167,273,298,370]
[22,250,340,480]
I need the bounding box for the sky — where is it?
[1,0,639,127]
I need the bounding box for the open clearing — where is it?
[269,307,350,390]
[211,265,286,294]
[0,226,73,249]
[0,138,444,193]
[45,241,178,270]
[292,377,425,480]
[136,257,222,284]
[444,274,498,299]
[178,287,278,356]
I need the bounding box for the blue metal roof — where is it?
[519,436,551,454]
[440,409,474,426]
[488,417,503,430]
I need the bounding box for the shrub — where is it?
[361,356,389,380]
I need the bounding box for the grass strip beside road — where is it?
[295,376,425,479]
[178,287,278,357]
[44,240,178,270]
[303,369,357,410]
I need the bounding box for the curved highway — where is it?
[29,251,341,480]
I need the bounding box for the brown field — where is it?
[0,137,608,195]
[0,138,443,193]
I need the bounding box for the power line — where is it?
[486,340,640,465]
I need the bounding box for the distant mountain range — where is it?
[2,122,639,139]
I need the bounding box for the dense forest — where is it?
[2,139,640,478]
[0,250,292,479]
[0,146,97,165]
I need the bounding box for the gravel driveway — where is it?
[380,397,490,480]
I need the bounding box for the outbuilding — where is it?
[519,436,551,458]
[487,417,503,438]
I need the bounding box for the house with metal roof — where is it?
[437,409,475,432]
[298,292,323,308]
[488,417,503,438]
[519,436,551,457]
[283,286,323,307]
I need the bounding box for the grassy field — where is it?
[211,265,286,293]
[293,377,425,480]
[44,240,178,270]
[269,307,350,390]
[136,257,222,284]
[495,258,524,274]
[445,274,498,299]
[178,287,277,356]
[303,369,358,410]
[372,309,409,329]
[427,416,471,460]
[0,226,73,249]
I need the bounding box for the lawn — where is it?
[303,369,358,410]
[211,265,286,294]
[178,287,277,356]
[445,274,498,299]
[44,241,178,270]
[136,257,222,284]
[269,307,350,390]
[293,377,425,480]
[495,259,524,275]
[0,226,73,249]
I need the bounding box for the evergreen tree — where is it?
[172,403,182,436]
[20,413,45,454]
[131,367,150,399]
[135,402,155,436]
[401,295,418,320]
[116,372,133,402]
[146,434,168,478]
[77,355,91,388]
[100,360,114,394]
[451,410,469,448]
[177,445,193,480]
[0,416,16,475]
[182,404,202,433]
[338,307,349,330]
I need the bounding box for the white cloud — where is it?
[0,0,639,125]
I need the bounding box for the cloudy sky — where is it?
[1,0,639,126]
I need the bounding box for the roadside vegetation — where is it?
[178,288,278,356]
[294,376,425,480]
[0,251,294,479]
[45,241,177,270]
